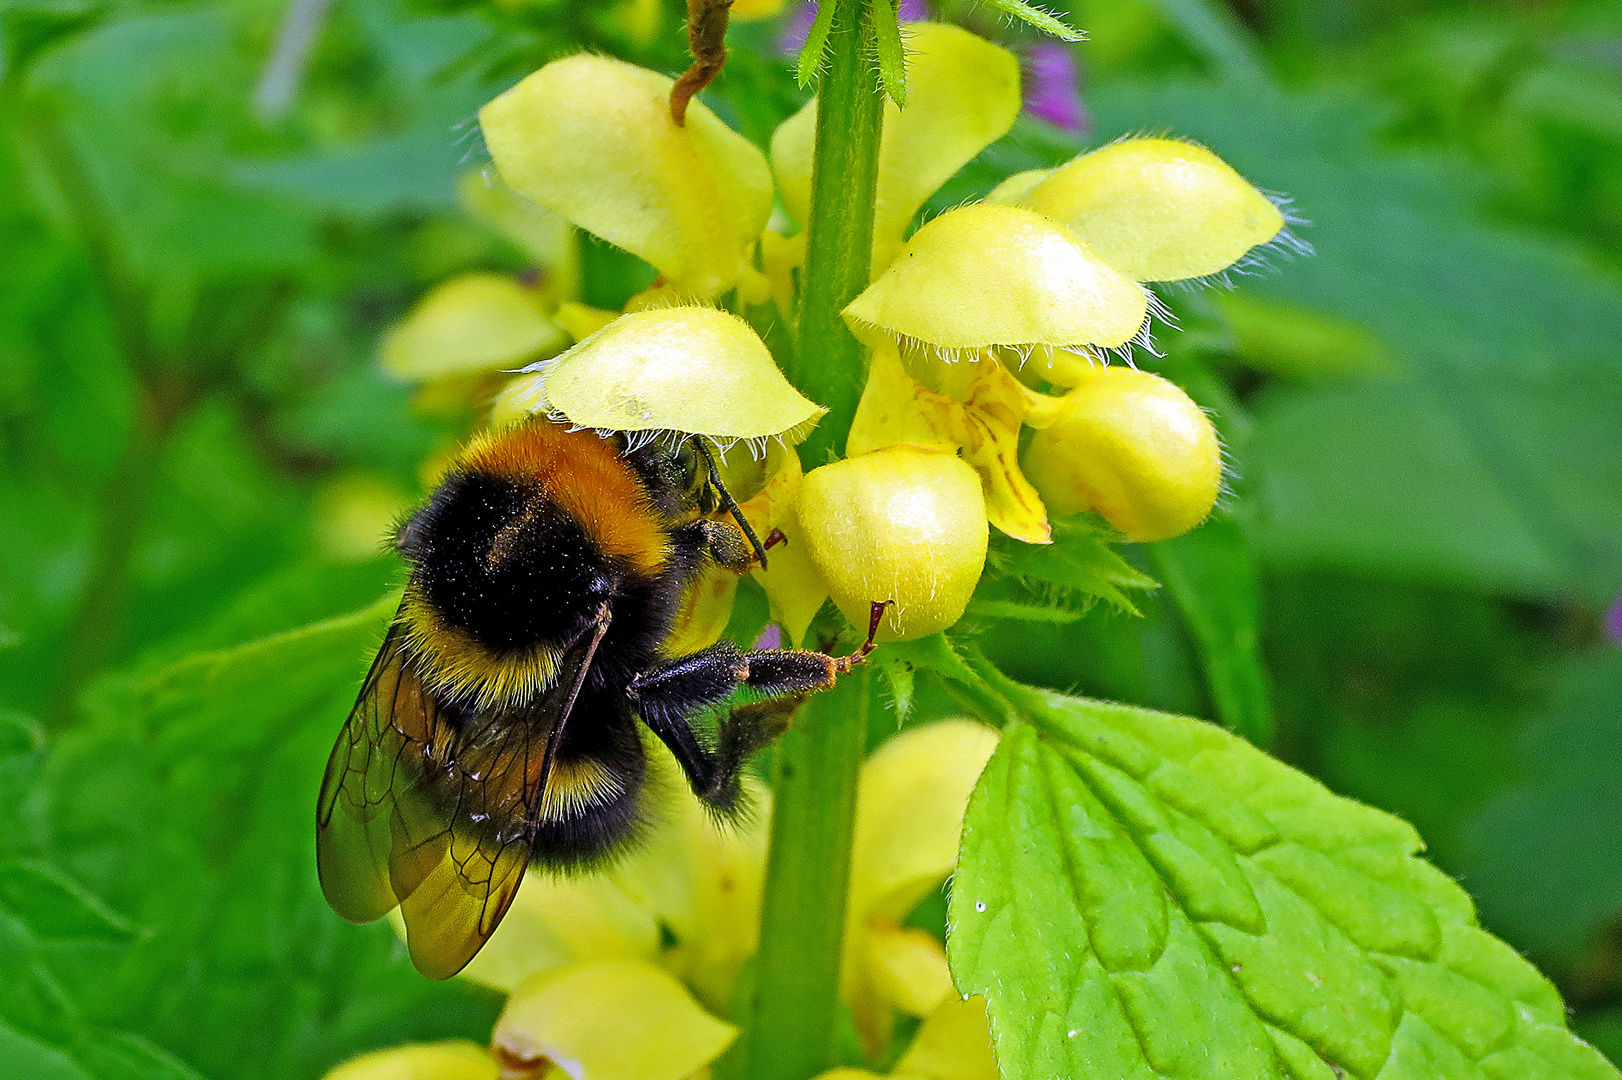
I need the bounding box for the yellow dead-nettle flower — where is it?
[1004,136,1291,283]
[797,447,989,641]
[509,306,825,443]
[844,203,1150,355]
[816,996,1001,1080]
[1023,366,1223,542]
[324,723,996,1080]
[480,53,774,301]
[380,272,566,384]
[847,343,1059,545]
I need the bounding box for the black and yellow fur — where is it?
[317,418,844,979]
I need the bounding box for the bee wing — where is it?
[316,608,610,979]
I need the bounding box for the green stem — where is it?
[739,672,871,1078]
[740,6,884,1071]
[786,0,883,466]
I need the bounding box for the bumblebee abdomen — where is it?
[413,470,613,652]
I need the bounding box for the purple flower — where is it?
[1606,594,1622,646]
[1024,40,1087,135]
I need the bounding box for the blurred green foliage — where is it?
[1,0,1619,1074]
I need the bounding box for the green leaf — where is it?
[0,862,134,943]
[980,0,1085,42]
[991,516,1158,615]
[795,0,836,86]
[14,599,501,1080]
[869,0,906,107]
[950,688,1619,1079]
[1150,514,1274,745]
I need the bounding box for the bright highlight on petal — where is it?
[844,204,1149,352]
[514,306,825,440]
[1022,366,1223,542]
[480,54,774,299]
[493,960,736,1080]
[380,273,565,382]
[324,1040,497,1080]
[1019,137,1285,282]
[771,23,1021,274]
[798,448,988,641]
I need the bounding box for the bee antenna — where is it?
[693,436,769,570]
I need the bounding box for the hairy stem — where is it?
[739,3,884,1072]
[785,0,883,467]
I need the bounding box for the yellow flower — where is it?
[328,722,996,1080]
[995,136,1294,283]
[480,54,774,301]
[1023,366,1223,541]
[797,448,989,641]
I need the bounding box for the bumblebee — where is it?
[317,418,876,978]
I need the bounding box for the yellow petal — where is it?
[458,872,661,994]
[1007,344,1103,390]
[850,720,998,923]
[918,358,1053,544]
[844,204,1149,352]
[480,54,773,299]
[892,997,999,1080]
[772,23,1021,274]
[457,168,580,297]
[324,1040,496,1080]
[846,340,957,459]
[513,306,825,440]
[662,563,740,656]
[984,167,1052,206]
[738,449,830,646]
[864,926,955,1019]
[380,273,566,382]
[1019,137,1285,282]
[798,448,988,641]
[1022,366,1223,542]
[758,229,805,317]
[493,960,736,1080]
[730,0,784,18]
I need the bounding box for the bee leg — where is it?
[630,642,751,808]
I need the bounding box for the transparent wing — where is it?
[316,608,609,979]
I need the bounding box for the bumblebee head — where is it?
[687,436,769,570]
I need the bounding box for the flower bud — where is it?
[1022,368,1221,542]
[380,273,565,381]
[844,204,1148,353]
[511,306,825,441]
[1019,137,1284,282]
[798,448,988,641]
[480,54,773,299]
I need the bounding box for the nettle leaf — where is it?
[989,517,1157,616]
[949,688,1619,1080]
